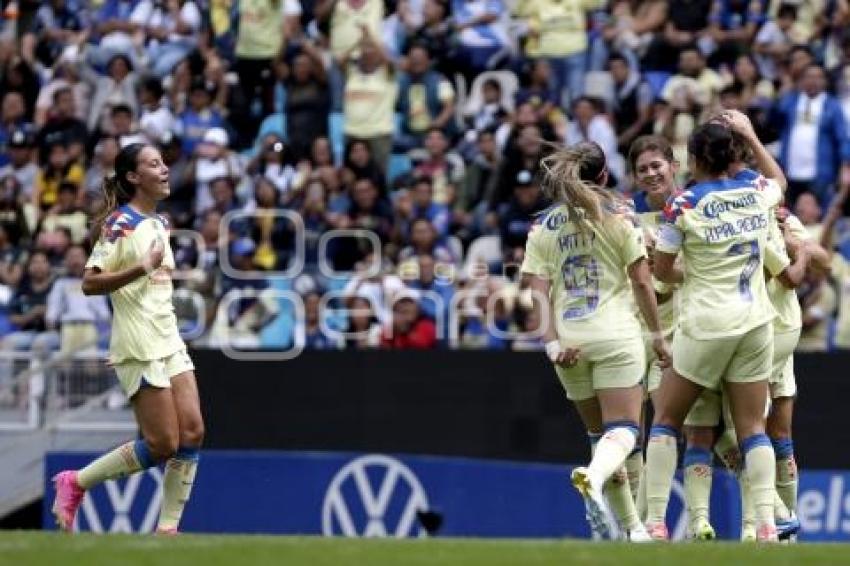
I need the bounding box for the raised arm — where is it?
[721,109,787,191]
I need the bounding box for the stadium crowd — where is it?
[0,0,849,353]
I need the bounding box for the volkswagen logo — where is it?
[322,455,430,538]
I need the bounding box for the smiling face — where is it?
[634,149,677,202]
[127,146,171,201]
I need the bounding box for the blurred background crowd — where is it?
[0,0,849,355]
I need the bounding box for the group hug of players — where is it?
[522,110,839,542]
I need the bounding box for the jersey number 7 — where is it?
[727,240,760,302]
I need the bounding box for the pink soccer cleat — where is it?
[645,521,669,541]
[757,524,779,543]
[51,471,85,532]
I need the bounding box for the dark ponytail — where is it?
[89,143,148,244]
[687,123,734,176]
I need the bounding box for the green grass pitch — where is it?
[2,533,850,566]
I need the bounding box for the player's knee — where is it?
[145,431,179,461]
[766,419,791,441]
[180,417,205,448]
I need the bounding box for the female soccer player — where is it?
[51,143,204,534]
[722,111,830,540]
[522,141,670,541]
[645,121,784,542]
[629,135,725,540]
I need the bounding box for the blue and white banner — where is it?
[43,451,848,541]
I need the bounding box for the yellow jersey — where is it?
[655,174,782,339]
[521,204,646,345]
[86,204,185,364]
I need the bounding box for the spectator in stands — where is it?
[341,26,397,176]
[0,175,29,249]
[44,244,111,353]
[0,250,55,353]
[234,0,301,138]
[704,0,765,68]
[458,128,499,235]
[250,177,295,270]
[303,291,342,349]
[467,78,509,135]
[176,77,226,157]
[139,77,176,145]
[565,96,624,184]
[794,191,826,243]
[397,216,455,267]
[0,129,37,202]
[779,45,815,94]
[451,0,510,79]
[319,0,384,110]
[343,293,382,348]
[400,0,453,76]
[33,137,84,214]
[514,61,562,133]
[396,44,456,152]
[342,140,387,194]
[753,3,796,82]
[284,41,331,162]
[0,224,24,307]
[772,64,850,207]
[35,87,88,164]
[0,92,30,169]
[796,270,836,352]
[188,127,243,216]
[0,56,39,123]
[38,182,88,244]
[21,0,84,68]
[598,0,667,70]
[381,291,437,349]
[403,253,455,333]
[247,135,303,199]
[109,103,146,147]
[489,123,546,215]
[33,56,91,130]
[337,177,394,241]
[130,0,202,79]
[411,128,461,206]
[731,53,775,110]
[518,0,601,108]
[208,176,241,218]
[498,169,548,263]
[642,0,711,72]
[410,176,450,238]
[609,52,654,155]
[661,46,724,117]
[82,52,140,135]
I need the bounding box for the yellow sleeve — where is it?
[86,235,121,272]
[763,238,791,277]
[67,164,85,186]
[614,216,647,267]
[521,224,552,279]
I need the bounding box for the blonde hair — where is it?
[540,142,623,228]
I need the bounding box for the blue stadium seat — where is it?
[644,71,671,99]
[387,153,412,183]
[259,279,295,349]
[328,112,345,166]
[256,113,287,144]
